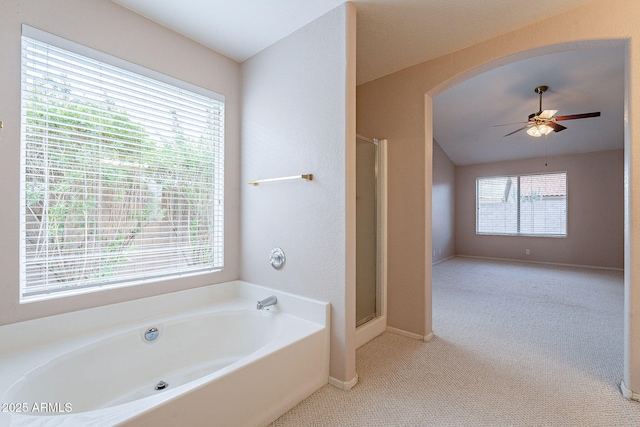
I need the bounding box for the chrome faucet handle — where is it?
[270,248,286,270]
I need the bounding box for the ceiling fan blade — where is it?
[503,125,530,137]
[554,112,601,121]
[538,109,558,119]
[546,121,567,132]
[493,121,529,127]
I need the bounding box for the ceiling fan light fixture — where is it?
[526,123,553,137]
[497,85,600,138]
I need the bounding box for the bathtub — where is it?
[0,281,330,426]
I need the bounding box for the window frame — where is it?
[19,25,225,302]
[475,171,568,238]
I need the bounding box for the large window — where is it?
[476,172,567,237]
[20,27,224,301]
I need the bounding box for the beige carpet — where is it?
[270,257,640,426]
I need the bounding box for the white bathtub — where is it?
[0,281,330,426]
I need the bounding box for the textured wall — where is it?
[432,140,456,264]
[0,0,241,326]
[357,0,640,392]
[241,4,357,383]
[456,150,624,269]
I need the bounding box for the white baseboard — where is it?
[621,379,640,400]
[386,326,435,342]
[356,316,386,348]
[329,374,359,390]
[457,255,623,272]
[432,255,456,266]
[424,330,435,342]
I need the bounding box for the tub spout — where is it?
[257,295,277,310]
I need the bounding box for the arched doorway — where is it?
[425,39,633,396]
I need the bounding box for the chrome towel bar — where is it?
[248,174,313,186]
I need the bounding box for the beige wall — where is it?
[0,0,241,325]
[432,140,456,263]
[357,0,640,392]
[240,4,357,384]
[456,150,624,269]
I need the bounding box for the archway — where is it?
[424,39,634,396]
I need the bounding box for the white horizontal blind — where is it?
[476,176,518,234]
[20,32,224,299]
[477,172,567,237]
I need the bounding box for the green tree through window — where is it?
[21,30,224,299]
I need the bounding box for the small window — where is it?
[476,172,567,237]
[20,27,224,300]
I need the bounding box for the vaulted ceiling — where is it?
[111,0,623,165]
[433,46,624,166]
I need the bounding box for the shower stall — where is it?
[355,135,387,346]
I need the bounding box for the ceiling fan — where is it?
[496,85,601,137]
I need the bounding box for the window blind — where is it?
[20,30,225,299]
[476,172,567,237]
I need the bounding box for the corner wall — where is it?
[241,3,357,384]
[432,140,456,264]
[357,0,640,393]
[456,150,624,269]
[0,0,241,326]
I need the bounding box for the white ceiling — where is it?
[111,0,600,84]
[111,0,624,166]
[112,0,345,68]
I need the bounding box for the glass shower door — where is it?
[356,136,377,327]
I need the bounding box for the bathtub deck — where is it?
[0,281,330,427]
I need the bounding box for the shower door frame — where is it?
[355,135,388,348]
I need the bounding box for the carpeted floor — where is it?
[270,257,640,426]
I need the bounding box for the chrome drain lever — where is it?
[155,380,169,391]
[144,327,159,341]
